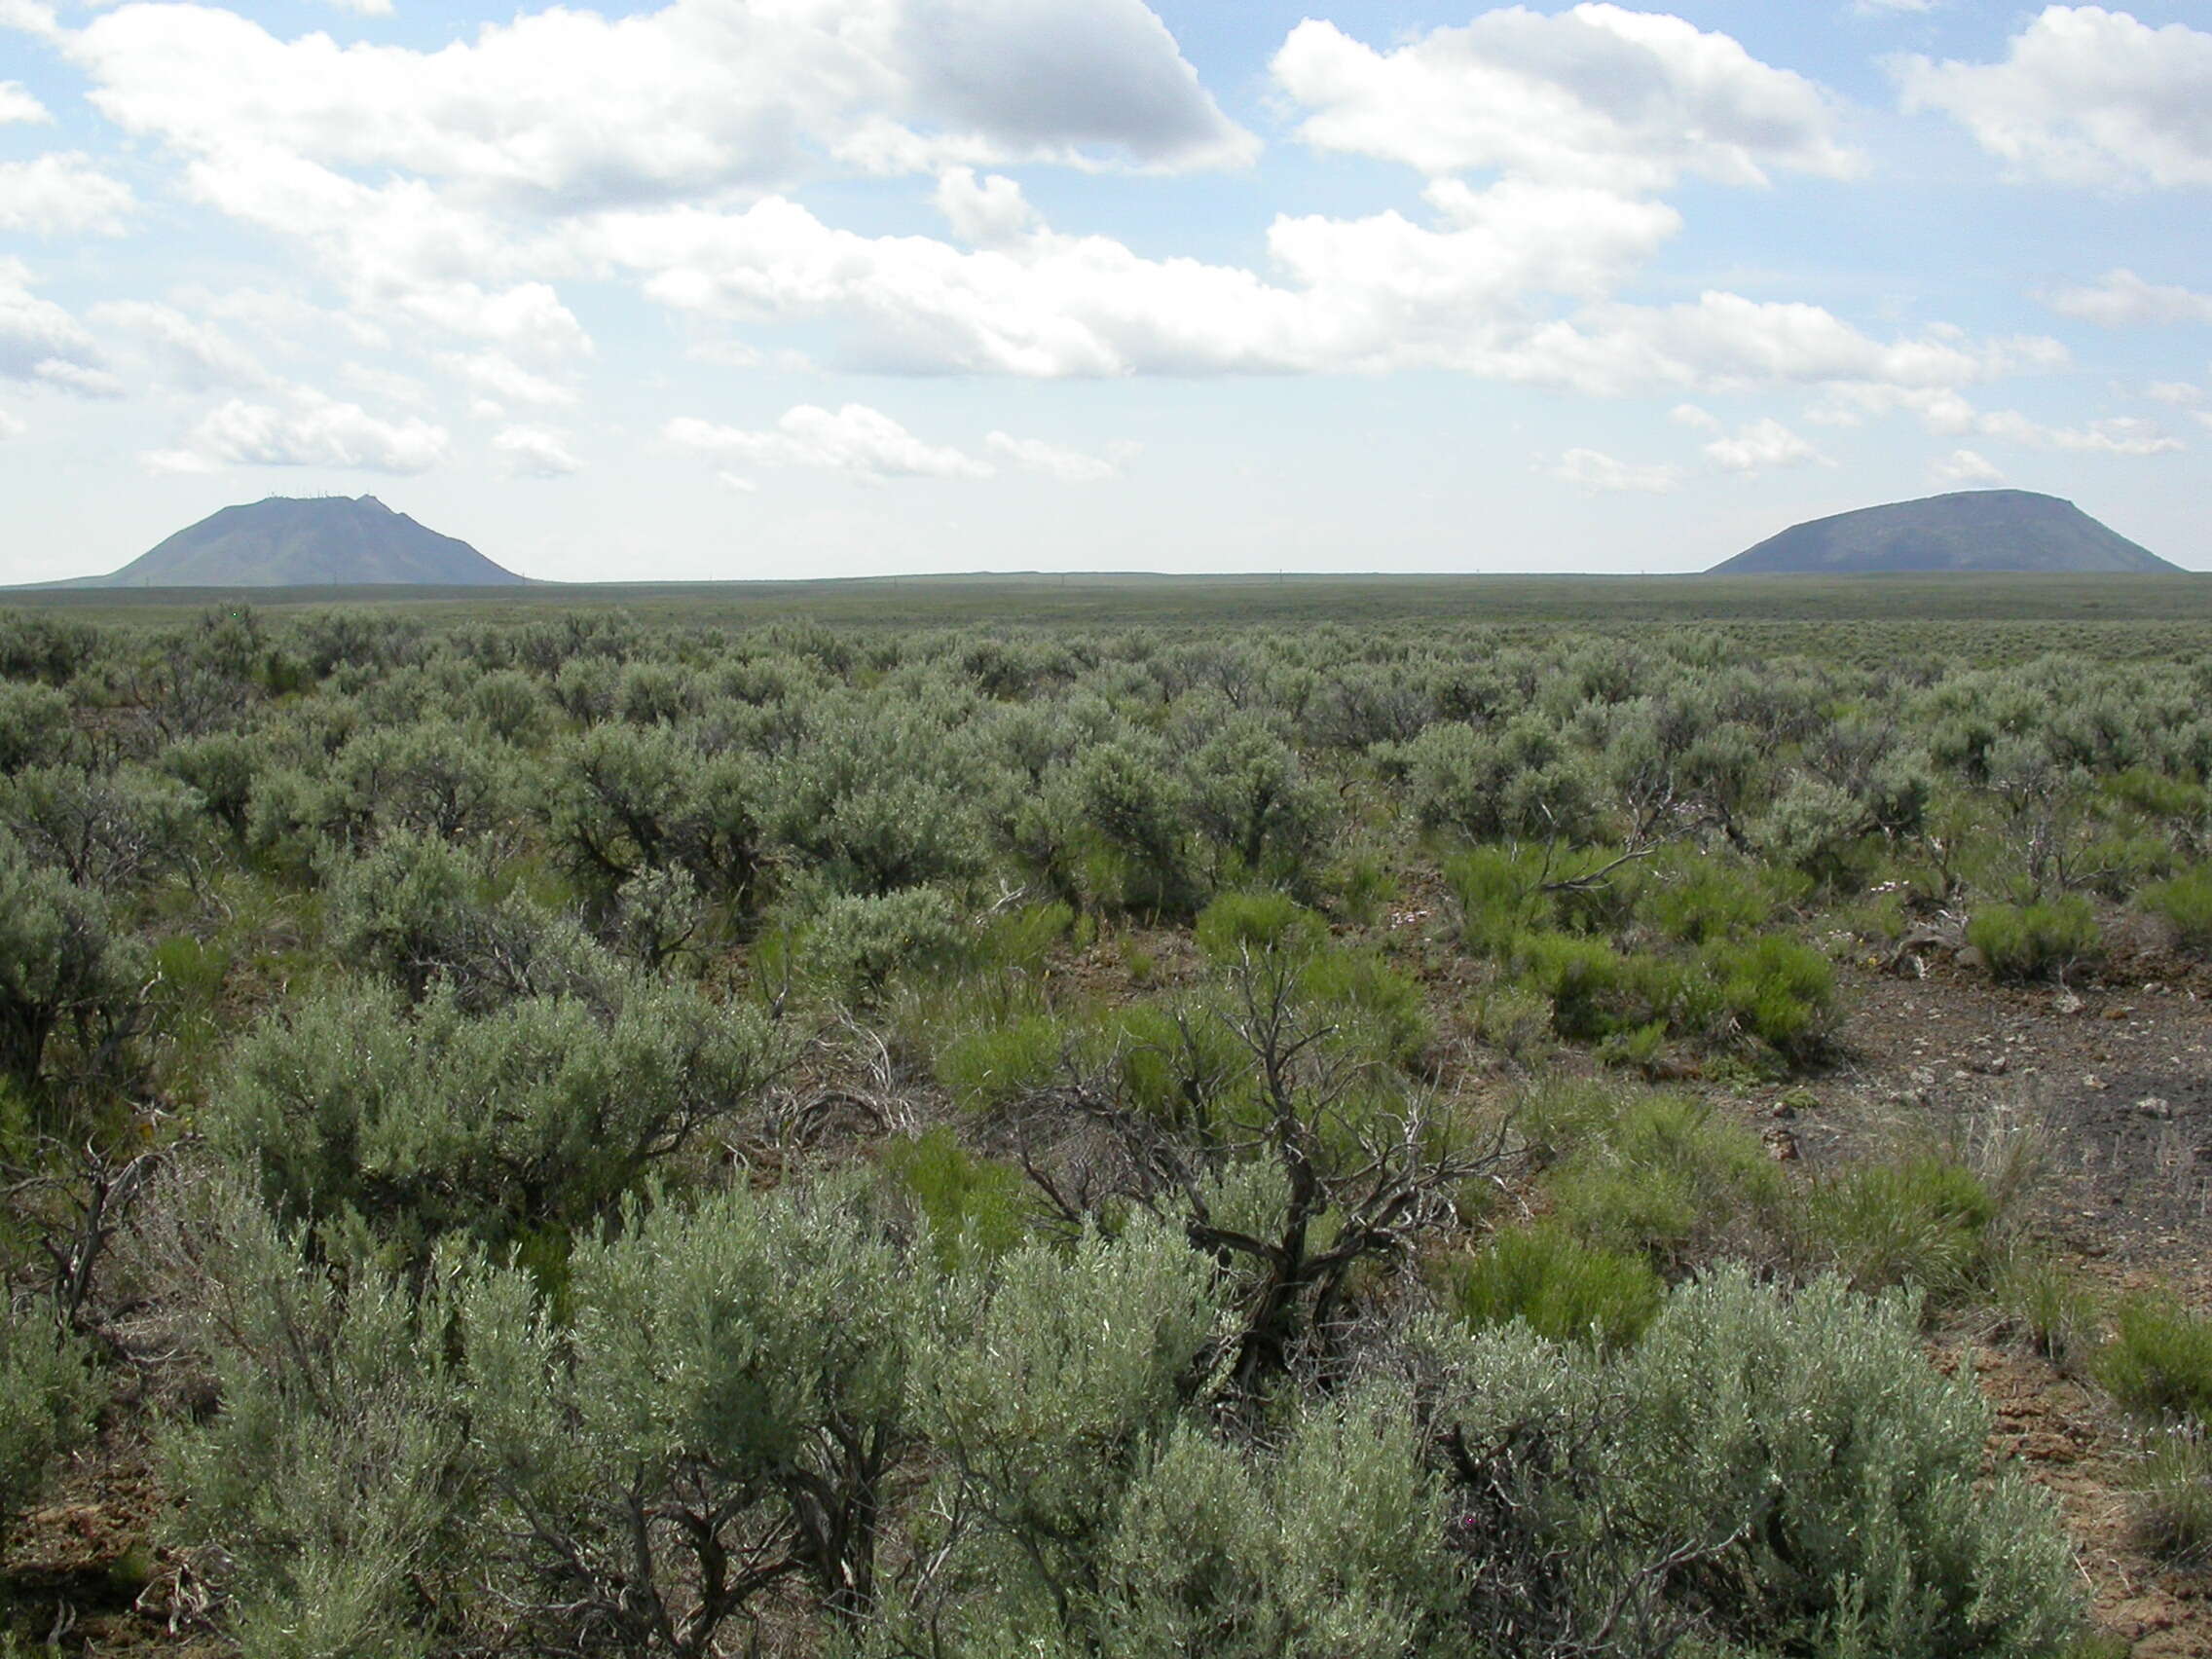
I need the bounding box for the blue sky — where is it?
[1,0,2207,581]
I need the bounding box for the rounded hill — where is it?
[1712,490,2177,575]
[78,496,527,588]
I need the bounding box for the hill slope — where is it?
[82,496,527,587]
[1713,490,2176,575]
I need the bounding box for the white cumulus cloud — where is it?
[1702,416,1825,473]
[590,189,2020,396]
[442,350,579,408]
[0,407,23,439]
[149,389,449,473]
[493,424,582,477]
[64,0,1249,214]
[666,404,994,480]
[2046,269,2212,327]
[0,81,47,124]
[1272,6,1857,191]
[88,299,271,389]
[0,256,109,389]
[1972,408,2183,456]
[983,430,1128,481]
[1897,8,2212,189]
[1545,447,1682,494]
[0,152,132,236]
[1931,448,2002,484]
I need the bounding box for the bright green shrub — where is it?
[2096,1294,2212,1427]
[1110,999,1252,1135]
[2105,766,2203,821]
[2142,865,2212,950]
[1454,1224,1661,1349]
[1546,1091,1786,1273]
[1299,947,1430,1070]
[1702,934,1834,1056]
[1807,1155,2002,1304]
[1637,851,1795,944]
[1442,845,1549,954]
[1968,897,2102,981]
[1195,890,1324,961]
[936,1013,1066,1110]
[882,1127,1035,1266]
[976,900,1074,979]
[1515,931,1632,1041]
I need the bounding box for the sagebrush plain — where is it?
[2,572,2210,1657]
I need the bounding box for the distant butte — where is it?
[71,496,528,587]
[1711,489,2177,575]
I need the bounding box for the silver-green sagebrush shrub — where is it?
[459,1177,916,1650]
[0,681,73,776]
[209,975,779,1259]
[1427,1271,2081,1659]
[1621,1271,2078,1657]
[801,885,967,1001]
[907,1212,1222,1628]
[0,763,203,891]
[0,1309,101,1540]
[164,1186,471,1659]
[0,835,141,1091]
[1088,1383,1467,1659]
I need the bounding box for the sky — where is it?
[0,0,2208,582]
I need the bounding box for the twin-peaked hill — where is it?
[1714,489,2176,575]
[76,496,526,587]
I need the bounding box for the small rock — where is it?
[2083,1074,2109,1091]
[1769,1102,1796,1121]
[2134,1096,2173,1120]
[1765,1127,1800,1161]
[2104,1005,2135,1021]
[1956,945,1987,972]
[2053,988,2085,1015]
